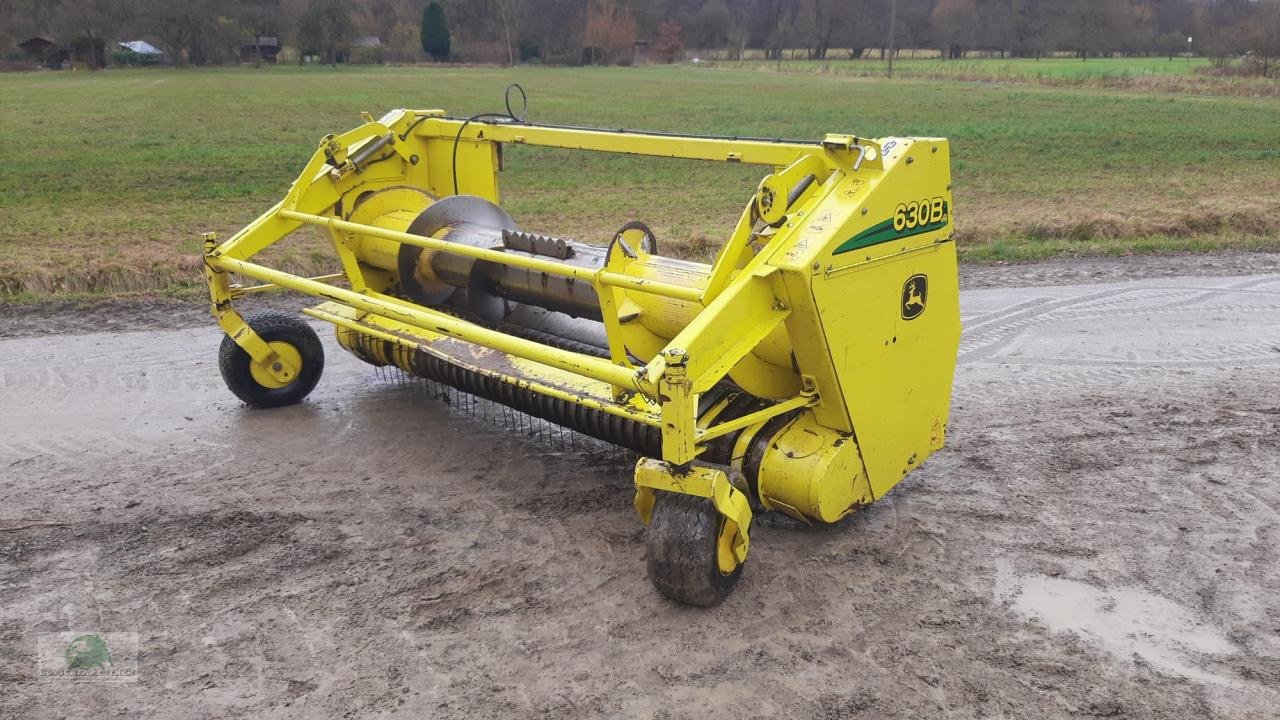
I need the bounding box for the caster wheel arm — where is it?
[635,459,752,606]
[218,310,325,408]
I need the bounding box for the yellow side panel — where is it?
[808,242,961,499]
[421,137,500,200]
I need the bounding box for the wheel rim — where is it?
[249,341,302,389]
[715,516,738,576]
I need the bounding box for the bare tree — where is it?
[298,0,350,66]
[144,0,218,65]
[7,0,1271,70]
[1245,0,1280,76]
[492,0,522,65]
[804,0,842,60]
[58,0,133,66]
[686,0,733,50]
[931,0,980,59]
[583,0,638,64]
[238,0,282,66]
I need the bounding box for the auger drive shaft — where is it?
[203,107,961,605]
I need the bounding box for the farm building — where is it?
[18,36,69,68]
[117,40,165,65]
[239,37,280,63]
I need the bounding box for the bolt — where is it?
[272,362,283,371]
[861,207,869,215]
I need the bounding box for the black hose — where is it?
[451,83,527,195]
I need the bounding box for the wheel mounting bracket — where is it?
[633,458,752,565]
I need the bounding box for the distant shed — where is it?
[118,40,165,65]
[119,40,163,55]
[240,36,280,63]
[19,36,69,68]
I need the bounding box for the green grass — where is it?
[737,55,1212,78]
[0,63,1278,299]
[714,55,1280,97]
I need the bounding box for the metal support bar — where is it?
[208,255,646,393]
[696,392,815,443]
[421,119,822,168]
[229,273,346,298]
[275,209,704,303]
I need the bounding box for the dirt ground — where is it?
[2,256,1279,719]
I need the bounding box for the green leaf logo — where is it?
[64,634,111,670]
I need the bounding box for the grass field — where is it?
[710,55,1280,97]
[1,62,1278,300]
[724,55,1213,77]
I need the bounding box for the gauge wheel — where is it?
[645,491,744,606]
[218,311,324,408]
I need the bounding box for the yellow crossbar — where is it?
[275,209,704,304]
[208,255,645,393]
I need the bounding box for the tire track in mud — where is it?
[957,275,1280,392]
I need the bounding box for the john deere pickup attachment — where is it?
[203,104,960,605]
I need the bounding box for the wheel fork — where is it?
[633,458,753,571]
[204,233,298,386]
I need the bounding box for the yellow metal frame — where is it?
[204,114,843,457]
[633,458,753,572]
[204,108,961,576]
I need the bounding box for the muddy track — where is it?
[1,270,1278,718]
[3,251,1279,340]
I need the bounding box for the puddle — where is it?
[995,567,1236,685]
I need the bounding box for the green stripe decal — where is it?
[833,218,948,255]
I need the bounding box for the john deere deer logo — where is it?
[901,274,927,320]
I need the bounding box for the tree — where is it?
[831,0,886,59]
[802,0,850,60]
[1063,0,1130,59]
[421,1,451,61]
[299,0,350,66]
[583,0,637,64]
[749,0,802,60]
[1244,0,1280,77]
[238,0,282,67]
[653,20,684,63]
[931,0,980,59]
[492,0,523,66]
[685,0,733,50]
[144,0,219,65]
[59,0,134,67]
[516,0,588,64]
[1005,0,1056,58]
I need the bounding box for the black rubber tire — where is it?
[645,491,744,606]
[218,311,324,408]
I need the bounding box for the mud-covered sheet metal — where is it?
[305,301,661,427]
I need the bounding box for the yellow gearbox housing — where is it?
[202,107,961,606]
